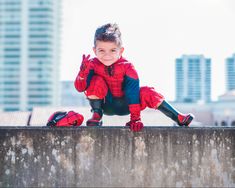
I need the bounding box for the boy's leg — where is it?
[140,86,194,126]
[87,99,103,126]
[85,75,108,126]
[103,94,130,116]
[157,100,194,126]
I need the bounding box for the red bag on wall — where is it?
[47,111,84,127]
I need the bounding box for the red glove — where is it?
[126,120,144,132]
[78,54,93,78]
[126,104,144,132]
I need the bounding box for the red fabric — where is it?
[126,120,144,132]
[75,57,138,97]
[140,86,164,110]
[92,57,135,97]
[126,103,143,132]
[47,111,84,127]
[74,56,166,129]
[74,77,87,92]
[125,63,138,79]
[78,54,94,78]
[63,111,84,126]
[126,87,164,125]
[178,114,194,126]
[129,104,141,121]
[74,54,94,92]
[85,75,108,99]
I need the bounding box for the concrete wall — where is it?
[0,127,234,187]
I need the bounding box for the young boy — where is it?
[74,23,194,132]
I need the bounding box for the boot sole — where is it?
[86,121,103,126]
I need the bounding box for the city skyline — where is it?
[1,0,235,112]
[61,0,235,101]
[0,0,61,111]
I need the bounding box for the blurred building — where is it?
[213,90,235,126]
[61,81,88,107]
[172,89,235,127]
[175,55,211,103]
[0,0,61,111]
[226,54,235,91]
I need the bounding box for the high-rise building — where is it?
[226,54,235,91]
[0,0,61,111]
[175,55,211,103]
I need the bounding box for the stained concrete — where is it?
[0,126,234,187]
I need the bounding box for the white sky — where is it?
[60,0,235,101]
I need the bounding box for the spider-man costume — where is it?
[74,56,194,131]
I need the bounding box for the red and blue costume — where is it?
[74,56,165,131]
[75,55,194,131]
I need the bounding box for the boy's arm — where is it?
[74,54,94,92]
[124,63,143,131]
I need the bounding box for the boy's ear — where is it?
[93,47,96,55]
[120,47,124,55]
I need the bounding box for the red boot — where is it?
[158,100,194,127]
[86,99,103,126]
[177,113,194,126]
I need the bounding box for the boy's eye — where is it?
[111,49,117,52]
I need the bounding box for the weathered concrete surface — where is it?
[0,126,234,187]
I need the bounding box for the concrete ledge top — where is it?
[0,126,234,130]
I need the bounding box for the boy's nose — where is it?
[103,53,112,58]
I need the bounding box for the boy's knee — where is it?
[85,75,108,99]
[140,86,165,110]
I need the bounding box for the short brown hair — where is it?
[94,23,122,47]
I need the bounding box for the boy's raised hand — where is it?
[79,54,93,78]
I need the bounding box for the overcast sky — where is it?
[60,0,235,101]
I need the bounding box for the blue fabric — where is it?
[103,91,130,115]
[123,75,140,105]
[86,70,94,89]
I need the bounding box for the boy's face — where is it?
[93,41,124,66]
